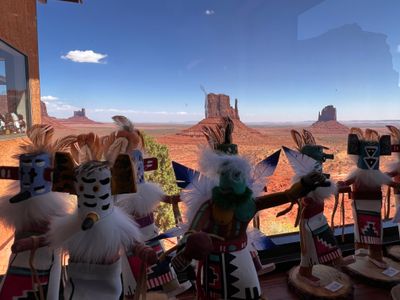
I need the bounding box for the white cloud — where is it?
[44,101,78,112]
[205,9,215,15]
[61,50,108,64]
[41,95,59,101]
[41,95,78,115]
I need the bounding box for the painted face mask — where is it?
[357,141,381,170]
[10,152,52,203]
[219,162,247,195]
[74,162,114,231]
[131,149,144,184]
[300,145,333,184]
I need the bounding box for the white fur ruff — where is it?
[181,175,217,225]
[307,180,337,203]
[183,148,266,224]
[116,182,164,216]
[0,181,71,232]
[346,168,392,189]
[198,148,252,185]
[49,206,143,264]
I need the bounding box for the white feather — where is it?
[291,171,337,204]
[346,168,393,188]
[0,184,72,233]
[116,182,164,216]
[181,175,217,225]
[251,158,276,196]
[49,206,142,264]
[284,147,318,177]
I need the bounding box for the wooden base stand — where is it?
[288,265,353,300]
[387,245,400,261]
[344,255,400,288]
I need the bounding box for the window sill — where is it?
[0,133,27,141]
[259,221,399,268]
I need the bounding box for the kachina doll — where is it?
[339,128,398,268]
[171,119,326,300]
[387,126,400,224]
[283,129,353,287]
[385,125,400,260]
[0,124,74,300]
[103,116,190,298]
[177,117,280,276]
[48,133,157,300]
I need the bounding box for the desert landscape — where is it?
[44,94,400,235]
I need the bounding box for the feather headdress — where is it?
[387,125,400,161]
[70,132,103,165]
[17,124,77,157]
[102,116,144,164]
[202,117,236,154]
[387,125,400,145]
[290,129,324,151]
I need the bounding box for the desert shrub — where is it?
[143,134,179,231]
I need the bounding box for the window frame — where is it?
[0,37,31,139]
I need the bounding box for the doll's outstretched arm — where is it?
[255,171,326,211]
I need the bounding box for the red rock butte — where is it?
[177,93,265,143]
[41,101,99,127]
[310,105,349,133]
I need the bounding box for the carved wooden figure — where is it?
[283,129,354,299]
[103,116,191,298]
[171,118,325,300]
[385,125,400,260]
[0,124,74,300]
[48,134,156,300]
[340,128,400,286]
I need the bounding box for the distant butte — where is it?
[41,101,100,126]
[310,105,348,133]
[177,93,265,143]
[61,108,100,124]
[40,100,66,128]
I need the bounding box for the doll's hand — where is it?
[301,171,327,192]
[337,180,345,187]
[184,231,213,260]
[134,244,158,265]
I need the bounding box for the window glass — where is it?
[0,40,29,137]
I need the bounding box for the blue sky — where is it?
[37,0,400,123]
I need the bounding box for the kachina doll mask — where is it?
[347,128,391,170]
[52,133,137,231]
[11,152,52,203]
[6,124,76,204]
[290,129,333,184]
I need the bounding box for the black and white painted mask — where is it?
[74,161,114,230]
